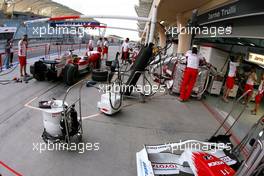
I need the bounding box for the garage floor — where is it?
[0,46,254,176]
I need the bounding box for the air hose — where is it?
[109,52,123,111]
[0,63,18,77]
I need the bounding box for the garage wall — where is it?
[200,46,229,73]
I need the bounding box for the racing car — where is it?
[30,49,101,85]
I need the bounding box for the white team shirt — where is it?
[18,40,27,56]
[246,72,257,85]
[228,61,239,77]
[97,40,103,48]
[103,40,109,47]
[122,42,130,52]
[88,39,94,48]
[185,50,203,69]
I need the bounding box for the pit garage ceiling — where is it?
[3,0,82,17]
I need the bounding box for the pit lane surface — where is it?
[0,45,221,176]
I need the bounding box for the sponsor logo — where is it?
[152,163,178,170]
[203,155,213,160]
[220,156,232,163]
[208,161,225,167]
[142,162,149,176]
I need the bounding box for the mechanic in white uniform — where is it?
[121,38,130,64]
[88,36,95,51]
[102,38,109,60]
[222,56,240,103]
[97,37,103,53]
[179,47,205,102]
[243,67,257,104]
[252,73,264,115]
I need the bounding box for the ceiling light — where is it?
[237,42,244,45]
[250,43,255,46]
[160,21,165,24]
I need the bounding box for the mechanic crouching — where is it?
[178,47,206,102]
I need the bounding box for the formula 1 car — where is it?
[30,49,101,85]
[137,140,237,176]
[137,114,264,176]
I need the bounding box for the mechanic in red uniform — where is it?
[178,47,205,102]
[18,35,28,77]
[97,37,103,53]
[243,67,257,104]
[252,73,264,115]
[222,56,240,103]
[88,36,95,51]
[102,38,109,60]
[121,38,130,64]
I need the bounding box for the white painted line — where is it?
[24,96,43,111]
[82,113,101,120]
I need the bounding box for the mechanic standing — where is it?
[88,36,95,51]
[178,47,205,102]
[102,38,109,60]
[97,37,103,53]
[121,38,130,64]
[4,38,12,69]
[222,56,240,103]
[252,73,264,115]
[18,35,28,77]
[243,67,257,104]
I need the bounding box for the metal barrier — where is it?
[236,138,264,176]
[211,89,253,138]
[233,116,264,158]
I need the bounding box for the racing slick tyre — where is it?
[92,69,108,82]
[30,65,35,75]
[31,61,47,81]
[96,59,101,69]
[63,64,78,86]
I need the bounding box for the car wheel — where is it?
[30,65,35,75]
[92,69,108,82]
[95,59,102,69]
[32,61,47,81]
[64,64,78,85]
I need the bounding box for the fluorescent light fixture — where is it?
[250,43,255,46]
[237,42,244,45]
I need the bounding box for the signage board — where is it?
[248,52,264,65]
[198,0,264,25]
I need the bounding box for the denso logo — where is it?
[208,161,224,167]
[152,163,178,169]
